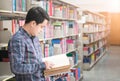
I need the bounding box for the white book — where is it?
[0,20,12,34]
[54,44,62,54]
[0,0,12,11]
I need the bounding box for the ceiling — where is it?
[66,0,120,12]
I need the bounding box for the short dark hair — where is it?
[25,7,50,25]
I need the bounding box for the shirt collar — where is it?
[19,27,35,39]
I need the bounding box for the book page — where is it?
[42,54,70,68]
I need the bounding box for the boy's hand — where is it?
[44,61,54,69]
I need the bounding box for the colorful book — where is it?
[22,0,26,11]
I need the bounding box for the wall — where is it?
[109,13,120,45]
[65,0,120,12]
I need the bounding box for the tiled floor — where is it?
[82,46,120,81]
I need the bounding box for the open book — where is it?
[42,54,71,76]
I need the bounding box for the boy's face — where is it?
[30,19,48,36]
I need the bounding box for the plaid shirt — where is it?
[8,27,46,81]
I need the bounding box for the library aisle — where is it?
[82,46,120,81]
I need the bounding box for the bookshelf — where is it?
[0,43,8,48]
[0,0,83,81]
[81,10,108,70]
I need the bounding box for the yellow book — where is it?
[91,54,95,63]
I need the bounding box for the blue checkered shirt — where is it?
[8,27,46,81]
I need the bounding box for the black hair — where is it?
[25,7,50,25]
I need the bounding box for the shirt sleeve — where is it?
[8,38,45,75]
[39,62,46,70]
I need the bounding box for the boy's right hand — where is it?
[44,61,54,70]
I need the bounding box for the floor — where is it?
[82,46,120,81]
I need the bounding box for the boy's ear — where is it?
[30,21,36,27]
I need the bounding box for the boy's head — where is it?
[25,7,49,36]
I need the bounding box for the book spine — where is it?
[22,0,26,11]
[12,0,16,11]
[12,20,16,34]
[45,44,49,57]
[49,0,53,16]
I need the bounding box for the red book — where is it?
[75,68,78,80]
[12,20,16,35]
[67,73,70,81]
[2,58,9,62]
[49,0,52,16]
[45,44,49,57]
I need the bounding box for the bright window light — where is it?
[107,0,120,12]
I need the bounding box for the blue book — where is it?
[52,39,61,44]
[75,53,79,64]
[78,68,81,79]
[83,56,90,63]
[49,44,54,56]
[55,78,63,81]
[68,21,74,28]
[12,0,16,11]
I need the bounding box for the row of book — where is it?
[0,20,79,39]
[31,0,77,19]
[0,38,79,62]
[83,39,106,56]
[45,68,81,81]
[0,0,77,19]
[40,37,78,57]
[83,32,106,44]
[83,24,106,33]
[0,20,25,35]
[83,45,106,64]
[83,12,106,24]
[0,0,26,12]
[12,0,26,12]
[37,21,79,40]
